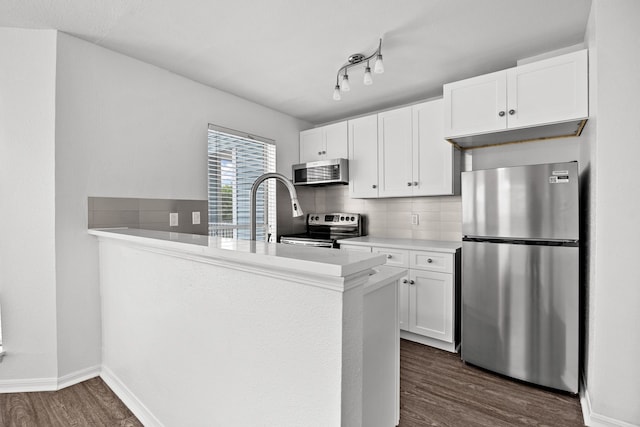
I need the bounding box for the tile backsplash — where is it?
[296,186,462,241]
[88,197,208,235]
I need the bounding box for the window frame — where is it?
[207,124,276,241]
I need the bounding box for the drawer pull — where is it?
[386,254,393,259]
[427,258,433,263]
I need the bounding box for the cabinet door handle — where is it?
[402,279,408,284]
[386,254,393,259]
[407,182,412,187]
[409,280,415,285]
[318,151,322,155]
[498,111,506,117]
[322,150,326,154]
[413,181,419,186]
[427,258,433,263]
[372,184,377,189]
[509,109,516,115]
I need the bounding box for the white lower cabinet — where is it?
[341,242,460,352]
[409,269,453,344]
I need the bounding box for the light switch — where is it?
[192,211,201,225]
[170,212,179,227]
[411,214,419,225]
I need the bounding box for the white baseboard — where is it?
[0,365,101,393]
[57,365,101,390]
[101,365,164,427]
[0,376,58,393]
[580,377,638,427]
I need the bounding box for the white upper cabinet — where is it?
[506,50,588,129]
[348,114,379,198]
[374,101,459,198]
[299,127,323,163]
[378,106,414,197]
[443,70,508,137]
[413,99,459,196]
[443,49,588,148]
[299,121,348,163]
[322,100,459,199]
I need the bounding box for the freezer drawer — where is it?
[462,161,579,240]
[461,240,578,393]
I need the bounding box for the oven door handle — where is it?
[280,239,334,248]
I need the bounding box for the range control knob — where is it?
[340,216,345,221]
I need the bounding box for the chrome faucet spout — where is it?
[250,173,304,241]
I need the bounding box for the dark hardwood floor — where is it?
[400,339,585,427]
[0,341,584,426]
[0,377,141,427]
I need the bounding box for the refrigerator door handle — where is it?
[463,236,578,247]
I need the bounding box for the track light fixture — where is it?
[333,38,384,100]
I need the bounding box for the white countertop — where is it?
[89,228,386,278]
[337,236,461,253]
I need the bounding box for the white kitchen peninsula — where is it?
[89,228,400,427]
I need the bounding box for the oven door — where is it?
[279,236,336,248]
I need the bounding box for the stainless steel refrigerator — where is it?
[461,161,579,393]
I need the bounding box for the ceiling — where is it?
[0,0,592,125]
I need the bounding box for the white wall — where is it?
[0,28,308,387]
[0,28,59,383]
[582,1,640,425]
[53,32,308,379]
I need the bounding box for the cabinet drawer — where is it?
[410,251,453,273]
[373,247,409,268]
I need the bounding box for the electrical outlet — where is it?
[192,211,201,225]
[169,212,179,227]
[411,213,419,225]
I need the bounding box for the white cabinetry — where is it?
[444,70,507,137]
[299,121,348,163]
[349,99,459,198]
[378,106,414,197]
[341,240,460,352]
[413,100,460,196]
[348,114,379,198]
[371,247,410,330]
[409,268,453,343]
[443,49,588,148]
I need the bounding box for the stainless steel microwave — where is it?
[292,158,349,186]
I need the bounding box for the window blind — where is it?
[207,125,276,241]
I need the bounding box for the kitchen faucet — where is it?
[250,173,304,241]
